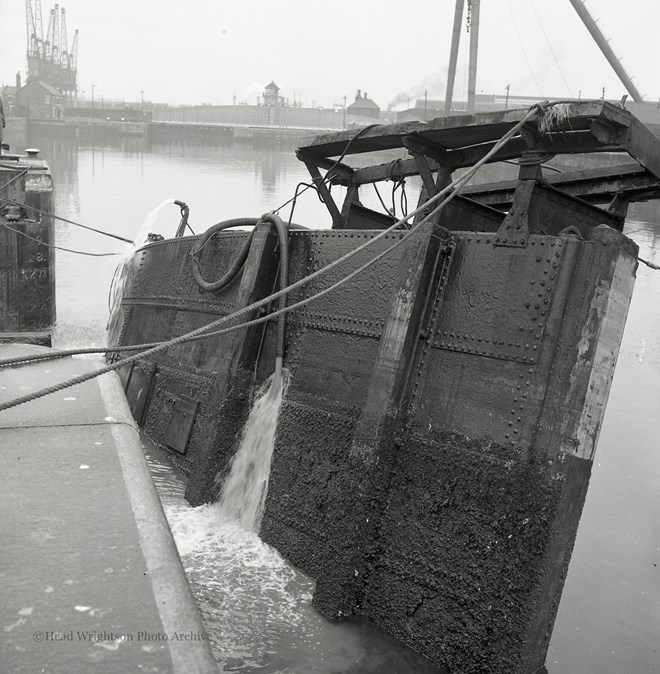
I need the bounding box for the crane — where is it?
[60,6,68,69]
[567,0,644,102]
[26,0,45,76]
[443,0,644,114]
[25,1,77,94]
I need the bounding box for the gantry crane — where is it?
[25,0,78,94]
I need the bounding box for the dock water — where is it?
[0,344,218,674]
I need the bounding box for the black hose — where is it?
[190,217,260,292]
[260,213,289,364]
[189,214,290,363]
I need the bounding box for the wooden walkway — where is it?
[0,344,219,674]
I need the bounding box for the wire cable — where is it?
[638,256,660,270]
[507,0,545,97]
[0,195,134,244]
[530,0,574,97]
[270,124,380,215]
[372,182,391,215]
[0,221,124,257]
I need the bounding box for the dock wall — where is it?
[0,345,218,673]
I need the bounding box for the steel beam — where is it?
[444,0,465,114]
[568,0,644,103]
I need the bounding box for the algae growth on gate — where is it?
[107,102,660,673]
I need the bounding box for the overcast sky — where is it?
[2,0,659,109]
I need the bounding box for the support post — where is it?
[445,0,465,114]
[467,0,481,113]
[311,222,453,617]
[305,162,344,228]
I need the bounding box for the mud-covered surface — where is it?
[263,419,581,674]
[185,368,257,506]
[261,399,366,615]
[363,427,566,674]
[140,360,215,475]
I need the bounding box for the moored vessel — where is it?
[108,100,660,673]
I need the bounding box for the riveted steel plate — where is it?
[431,234,565,364]
[286,230,408,332]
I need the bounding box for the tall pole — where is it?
[467,0,480,113]
[444,0,465,114]
[567,0,643,102]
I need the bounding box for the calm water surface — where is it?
[13,129,660,673]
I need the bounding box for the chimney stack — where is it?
[16,72,21,89]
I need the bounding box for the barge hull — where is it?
[108,104,655,672]
[112,223,636,672]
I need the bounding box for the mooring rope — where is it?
[0,195,134,244]
[0,103,555,412]
[0,221,124,257]
[638,256,660,270]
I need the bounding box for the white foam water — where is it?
[165,500,315,670]
[162,368,318,665]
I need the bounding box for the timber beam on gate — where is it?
[302,161,344,228]
[401,134,449,166]
[295,148,355,185]
[299,101,634,158]
[297,101,660,179]
[345,132,623,187]
[463,162,660,210]
[293,102,660,229]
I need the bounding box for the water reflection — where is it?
[546,219,660,674]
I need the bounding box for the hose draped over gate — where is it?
[190,214,290,366]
